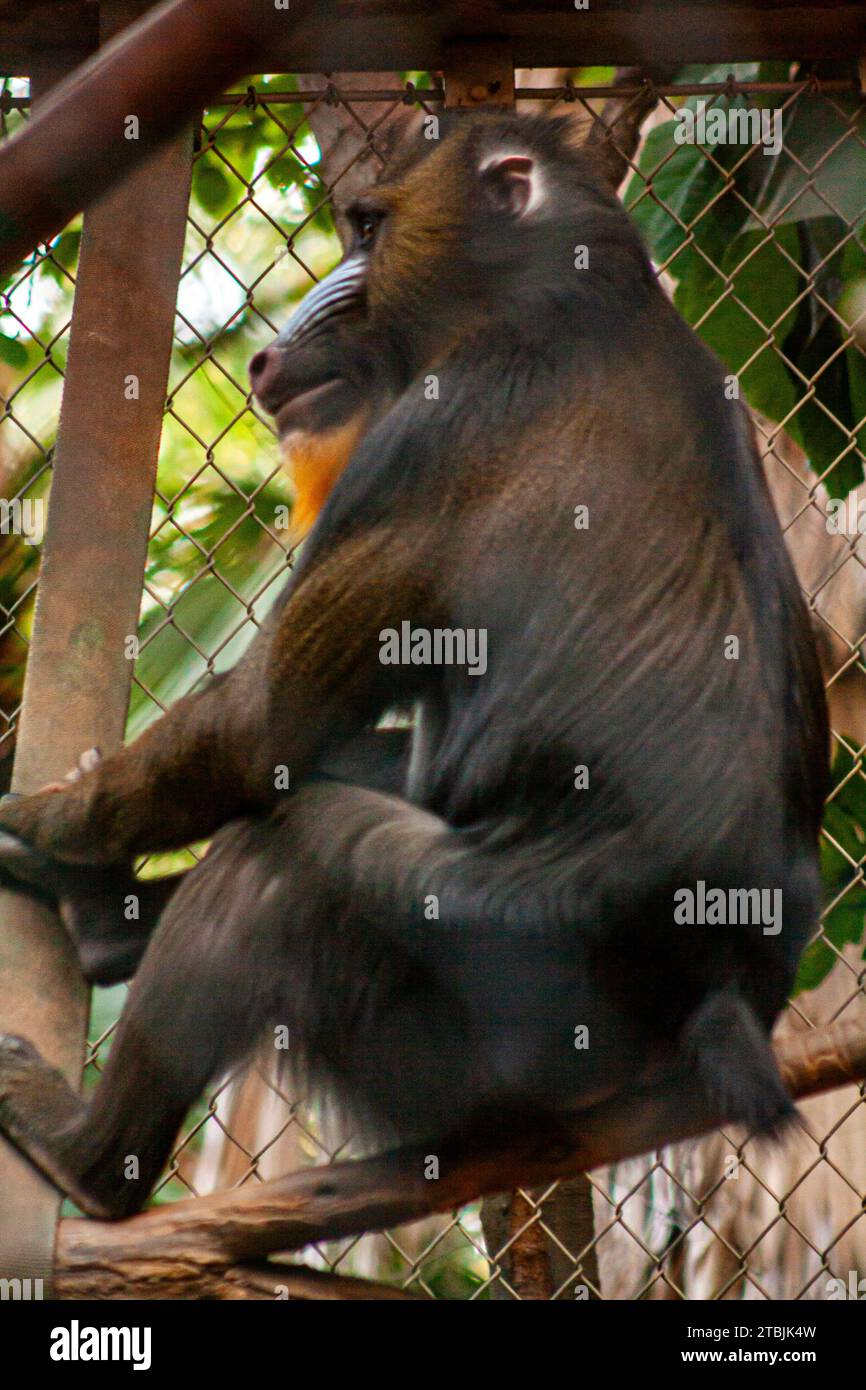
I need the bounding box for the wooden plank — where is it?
[0,0,192,1291]
[0,0,96,75]
[0,0,862,272]
[0,57,82,1299]
[279,3,866,68]
[3,1,864,76]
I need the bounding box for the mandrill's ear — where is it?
[478,154,540,217]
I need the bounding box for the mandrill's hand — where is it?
[0,747,180,985]
[0,741,123,868]
[34,744,103,795]
[0,746,104,888]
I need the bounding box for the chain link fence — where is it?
[1,66,865,1298]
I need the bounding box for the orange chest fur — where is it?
[280,415,368,538]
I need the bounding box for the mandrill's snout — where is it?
[248,254,369,438]
[248,344,281,404]
[248,257,375,536]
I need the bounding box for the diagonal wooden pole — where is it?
[0,0,322,281]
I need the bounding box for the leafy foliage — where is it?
[625,64,866,497]
[796,742,866,993]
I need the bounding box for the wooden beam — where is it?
[2,2,866,77]
[1,0,863,272]
[284,4,866,69]
[0,1,97,76]
[0,55,84,1301]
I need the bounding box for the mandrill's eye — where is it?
[354,207,383,251]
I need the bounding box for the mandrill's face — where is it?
[248,114,619,535]
[247,239,375,538]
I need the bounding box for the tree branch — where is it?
[54,1017,866,1298]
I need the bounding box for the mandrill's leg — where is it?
[0,815,305,1219]
[0,780,652,1220]
[0,781,485,1218]
[0,779,790,1219]
[0,835,184,986]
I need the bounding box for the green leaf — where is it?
[40,228,81,285]
[780,220,866,495]
[626,127,723,269]
[842,237,866,493]
[673,225,801,422]
[675,63,762,85]
[796,741,866,994]
[625,103,866,496]
[756,61,796,86]
[127,488,290,740]
[0,332,28,368]
[53,228,81,271]
[193,163,234,216]
[625,107,759,276]
[749,94,866,230]
[794,904,864,993]
[574,66,617,86]
[264,151,307,192]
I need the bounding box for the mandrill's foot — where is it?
[0,1034,115,1220]
[0,826,60,902]
[0,826,182,985]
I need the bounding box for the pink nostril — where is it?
[249,345,278,395]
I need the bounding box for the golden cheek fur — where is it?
[278,412,370,537]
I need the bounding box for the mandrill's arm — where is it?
[0,524,428,866]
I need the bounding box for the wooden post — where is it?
[0,0,192,1291]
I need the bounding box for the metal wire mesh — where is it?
[1,69,865,1299]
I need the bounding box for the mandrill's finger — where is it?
[65,745,103,783]
[36,745,103,793]
[77,746,102,775]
